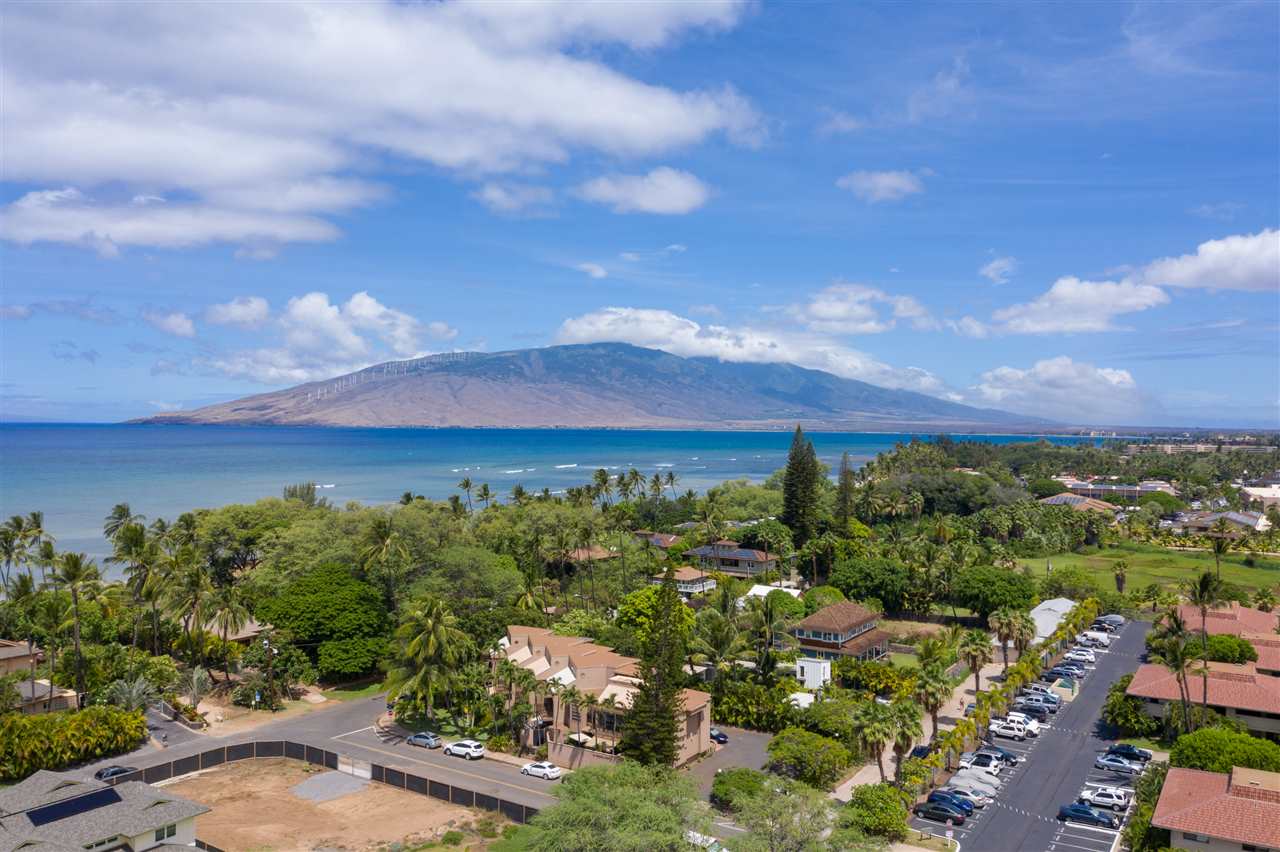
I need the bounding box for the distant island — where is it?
[138,343,1046,430]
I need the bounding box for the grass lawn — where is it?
[1017,541,1280,594]
[889,652,920,669]
[323,682,385,701]
[489,825,536,851]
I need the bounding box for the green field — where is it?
[1017,541,1280,594]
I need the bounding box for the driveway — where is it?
[909,619,1150,852]
[683,725,772,797]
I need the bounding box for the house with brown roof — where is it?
[686,539,779,578]
[1037,493,1118,515]
[634,530,680,551]
[1151,765,1280,852]
[649,566,716,598]
[14,679,77,715]
[1170,602,1280,637]
[791,602,888,662]
[0,640,39,677]
[497,626,712,768]
[1125,661,1280,736]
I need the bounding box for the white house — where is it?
[794,657,832,690]
[1029,597,1077,643]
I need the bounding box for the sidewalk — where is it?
[833,660,1005,801]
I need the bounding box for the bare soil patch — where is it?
[164,758,496,851]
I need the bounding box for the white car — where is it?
[959,753,1003,776]
[1080,786,1130,812]
[989,719,1029,741]
[1004,712,1041,736]
[938,786,990,808]
[521,761,562,780]
[443,739,486,760]
[1064,648,1096,664]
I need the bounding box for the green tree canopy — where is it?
[840,782,910,841]
[616,585,695,648]
[1202,634,1259,664]
[1170,727,1280,773]
[766,726,853,789]
[952,565,1037,620]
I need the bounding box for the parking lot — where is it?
[909,617,1151,852]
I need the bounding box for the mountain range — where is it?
[139,343,1046,430]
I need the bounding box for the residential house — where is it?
[1176,511,1272,535]
[1125,661,1280,737]
[633,530,680,551]
[1169,602,1279,637]
[739,584,802,607]
[685,540,779,578]
[0,769,209,851]
[1242,485,1280,509]
[1151,765,1280,852]
[14,679,77,715]
[1055,477,1177,502]
[794,657,832,690]
[565,545,620,563]
[791,602,888,662]
[497,626,712,768]
[0,640,38,677]
[1244,633,1280,677]
[1037,494,1118,515]
[650,566,716,598]
[199,616,269,644]
[1029,597,1077,644]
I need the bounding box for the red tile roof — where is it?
[1171,602,1279,636]
[1152,766,1280,849]
[1126,661,1280,714]
[1245,632,1280,673]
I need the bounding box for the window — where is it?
[167,824,176,839]
[155,828,165,842]
[1180,833,1209,844]
[1243,845,1274,852]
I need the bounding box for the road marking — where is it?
[1050,839,1113,852]
[1059,823,1119,837]
[333,725,375,739]
[331,737,553,798]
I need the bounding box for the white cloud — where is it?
[1,305,33,320]
[990,277,1169,334]
[556,306,948,395]
[206,296,270,328]
[792,283,937,334]
[664,243,687,254]
[210,291,451,384]
[969,356,1147,423]
[835,170,925,203]
[147,400,183,411]
[979,255,1018,284]
[620,252,641,262]
[1,1,758,253]
[575,262,608,279]
[471,182,555,214]
[1139,229,1279,292]
[1187,202,1243,221]
[819,109,864,134]
[907,56,973,123]
[575,167,711,215]
[143,310,196,338]
[949,316,990,339]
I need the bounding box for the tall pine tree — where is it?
[620,565,687,766]
[835,450,856,534]
[781,425,820,547]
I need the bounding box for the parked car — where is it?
[964,702,977,717]
[938,786,990,808]
[928,790,975,814]
[444,739,486,760]
[1022,683,1062,703]
[1004,712,1041,736]
[406,732,442,749]
[1094,754,1142,774]
[1080,786,1130,811]
[1009,702,1050,723]
[1042,667,1078,682]
[1081,631,1113,648]
[977,743,1024,765]
[910,743,936,759]
[709,727,729,744]
[949,771,1000,796]
[959,753,1003,776]
[1058,802,1119,829]
[1064,648,1096,664]
[1106,743,1153,763]
[521,761,562,780]
[1014,695,1058,714]
[990,719,1029,741]
[913,800,967,825]
[93,765,137,781]
[1097,614,1126,628]
[1090,620,1117,633]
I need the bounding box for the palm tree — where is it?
[51,552,100,699]
[386,595,471,718]
[664,471,679,500]
[181,665,212,709]
[852,700,897,783]
[1184,571,1224,723]
[0,527,17,594]
[35,592,70,705]
[1010,611,1036,664]
[477,483,494,509]
[988,608,1017,673]
[958,629,993,698]
[1112,559,1128,594]
[1209,518,1232,578]
[458,478,474,512]
[208,584,250,681]
[690,610,749,676]
[103,503,145,543]
[740,594,797,682]
[890,699,923,784]
[105,675,158,712]
[598,695,621,751]
[1255,586,1278,613]
[913,663,952,741]
[360,515,409,607]
[163,547,211,667]
[916,635,955,670]
[1148,633,1196,734]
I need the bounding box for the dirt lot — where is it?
[163,758,497,851]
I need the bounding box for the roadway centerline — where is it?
[329,736,555,798]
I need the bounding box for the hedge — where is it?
[0,706,147,781]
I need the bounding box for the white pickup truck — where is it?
[1079,786,1130,812]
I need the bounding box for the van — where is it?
[1081,631,1112,648]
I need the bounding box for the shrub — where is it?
[1102,674,1159,738]
[712,678,800,732]
[802,585,847,615]
[1202,634,1259,664]
[440,829,464,846]
[710,767,769,812]
[841,783,910,841]
[487,733,515,754]
[0,706,147,782]
[835,660,916,698]
[765,727,852,789]
[1170,727,1280,773]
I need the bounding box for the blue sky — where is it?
[1,1,1277,427]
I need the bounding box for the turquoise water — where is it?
[0,424,1095,562]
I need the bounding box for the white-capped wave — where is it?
[555,463,577,469]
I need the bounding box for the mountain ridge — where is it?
[137,343,1049,430]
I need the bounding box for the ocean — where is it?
[0,424,1097,564]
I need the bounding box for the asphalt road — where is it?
[79,694,559,811]
[910,619,1150,852]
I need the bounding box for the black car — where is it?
[1107,743,1153,763]
[1009,703,1049,722]
[914,800,967,825]
[709,727,729,744]
[910,744,935,760]
[94,765,137,781]
[977,743,1023,765]
[1058,803,1119,829]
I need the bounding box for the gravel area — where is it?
[292,769,370,802]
